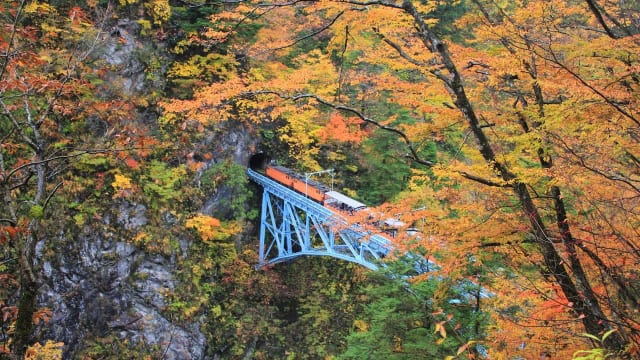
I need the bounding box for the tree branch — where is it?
[292,92,436,166]
[458,171,509,187]
[584,0,624,39]
[1,147,167,184]
[0,99,38,151]
[338,0,404,9]
[0,0,25,81]
[540,48,640,127]
[549,131,640,195]
[576,240,639,310]
[42,182,63,212]
[267,10,345,53]
[374,28,428,67]
[244,90,516,187]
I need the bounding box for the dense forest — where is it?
[1,0,639,359]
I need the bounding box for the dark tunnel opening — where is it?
[249,152,270,170]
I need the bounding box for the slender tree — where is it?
[0,2,120,357]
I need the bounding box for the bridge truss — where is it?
[247,168,393,270]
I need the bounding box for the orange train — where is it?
[266,165,328,204]
[249,152,407,238]
[265,165,368,213]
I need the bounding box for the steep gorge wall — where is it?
[34,18,257,359]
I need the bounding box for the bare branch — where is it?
[549,131,640,194]
[576,240,639,309]
[540,48,640,127]
[337,0,404,9]
[458,171,509,187]
[1,147,170,184]
[0,99,38,150]
[268,10,345,52]
[584,0,621,39]
[0,0,25,81]
[243,90,514,187]
[374,28,427,67]
[42,182,63,212]
[244,90,439,164]
[291,92,436,166]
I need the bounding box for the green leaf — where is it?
[29,205,44,219]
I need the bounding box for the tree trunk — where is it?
[11,277,37,360]
[551,186,627,350]
[515,184,625,348]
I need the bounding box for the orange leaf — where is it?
[125,157,140,169]
[32,307,52,325]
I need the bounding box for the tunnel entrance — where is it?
[249,152,270,170]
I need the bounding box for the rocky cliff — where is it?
[34,18,257,359]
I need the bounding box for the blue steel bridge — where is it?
[248,166,490,354]
[247,166,490,305]
[247,168,397,271]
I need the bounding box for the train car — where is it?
[324,190,367,214]
[262,164,370,215]
[265,165,329,203]
[251,153,378,216]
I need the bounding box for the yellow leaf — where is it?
[434,321,447,338]
[457,341,475,355]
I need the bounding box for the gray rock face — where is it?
[117,202,148,230]
[39,203,207,359]
[103,19,148,95]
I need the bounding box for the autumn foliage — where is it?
[1,0,639,358]
[160,0,640,358]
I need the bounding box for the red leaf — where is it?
[125,157,140,169]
